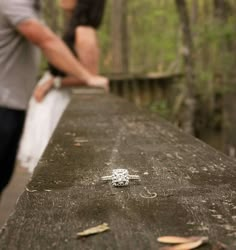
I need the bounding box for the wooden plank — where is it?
[110,79,119,95]
[149,78,163,103]
[131,79,142,106]
[121,79,132,102]
[0,92,235,250]
[139,79,152,106]
[108,72,183,82]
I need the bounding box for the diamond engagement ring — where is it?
[101,169,140,187]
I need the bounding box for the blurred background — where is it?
[42,0,236,157]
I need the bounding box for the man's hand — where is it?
[87,76,109,92]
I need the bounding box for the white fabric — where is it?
[17,72,71,173]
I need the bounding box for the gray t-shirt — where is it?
[0,0,41,110]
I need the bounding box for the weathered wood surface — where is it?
[0,92,236,250]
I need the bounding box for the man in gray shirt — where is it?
[0,0,108,195]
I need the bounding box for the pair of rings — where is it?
[101,169,140,187]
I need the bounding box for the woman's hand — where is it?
[33,77,54,102]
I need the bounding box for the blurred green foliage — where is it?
[149,100,171,119]
[42,0,236,122]
[99,0,180,74]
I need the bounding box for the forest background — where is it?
[42,0,236,157]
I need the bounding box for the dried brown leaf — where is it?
[25,187,37,193]
[77,223,109,238]
[157,236,201,244]
[74,143,81,147]
[159,237,208,250]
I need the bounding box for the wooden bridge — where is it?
[0,85,235,249]
[109,73,182,107]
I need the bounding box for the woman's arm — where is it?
[75,26,100,75]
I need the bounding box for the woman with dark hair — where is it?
[17,0,107,171]
[34,0,107,101]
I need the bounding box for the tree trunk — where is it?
[42,0,61,34]
[214,0,232,21]
[111,0,129,74]
[175,0,196,134]
[191,0,199,25]
[214,0,236,157]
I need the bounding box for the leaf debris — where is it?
[25,187,37,193]
[157,236,202,244]
[158,236,208,250]
[77,223,110,238]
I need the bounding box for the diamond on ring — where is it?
[101,169,140,187]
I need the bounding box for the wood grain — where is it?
[0,92,235,250]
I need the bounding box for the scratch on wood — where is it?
[140,187,157,199]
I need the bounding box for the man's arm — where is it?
[33,75,109,102]
[17,19,108,87]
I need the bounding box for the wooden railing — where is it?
[0,90,235,249]
[109,73,182,106]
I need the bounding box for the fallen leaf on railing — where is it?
[159,236,208,250]
[25,187,37,193]
[77,223,110,238]
[157,236,202,244]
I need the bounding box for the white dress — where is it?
[17,72,71,173]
